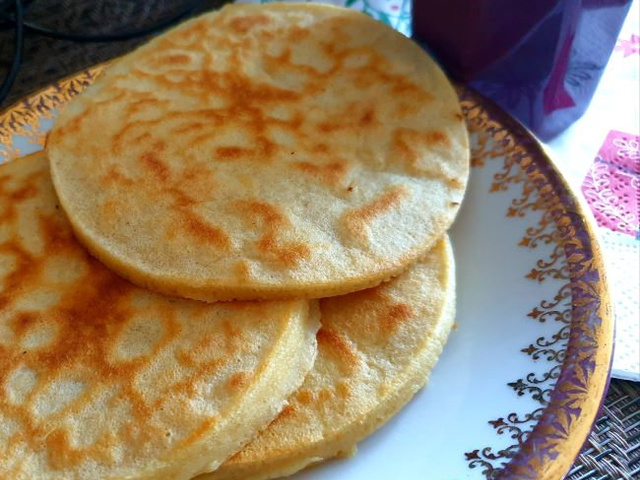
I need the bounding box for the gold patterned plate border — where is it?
[458,88,613,480]
[0,70,613,480]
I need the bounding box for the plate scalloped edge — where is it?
[458,86,614,480]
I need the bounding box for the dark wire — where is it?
[0,0,24,103]
[0,0,216,106]
[21,0,208,42]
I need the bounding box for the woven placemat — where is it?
[1,2,639,478]
[567,380,640,479]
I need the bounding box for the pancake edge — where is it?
[203,237,456,480]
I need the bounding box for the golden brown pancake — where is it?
[0,153,320,480]
[199,236,455,480]
[47,3,469,302]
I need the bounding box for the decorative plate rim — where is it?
[0,70,614,480]
[458,87,614,480]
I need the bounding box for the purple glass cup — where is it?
[412,0,633,140]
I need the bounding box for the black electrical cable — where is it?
[0,0,35,30]
[0,0,24,104]
[21,0,209,42]
[0,0,220,106]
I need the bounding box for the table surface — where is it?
[0,1,638,479]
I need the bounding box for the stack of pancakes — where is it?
[0,3,469,480]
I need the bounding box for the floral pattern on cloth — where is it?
[581,130,640,239]
[615,33,640,57]
[249,0,412,36]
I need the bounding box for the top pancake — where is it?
[0,153,319,480]
[47,2,469,301]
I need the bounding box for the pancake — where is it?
[47,3,469,302]
[0,152,320,480]
[199,236,456,480]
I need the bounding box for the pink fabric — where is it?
[614,33,640,57]
[581,130,640,238]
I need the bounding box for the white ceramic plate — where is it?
[0,71,612,480]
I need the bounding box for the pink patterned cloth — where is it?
[581,130,640,238]
[614,34,640,57]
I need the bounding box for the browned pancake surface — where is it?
[48,3,468,301]
[199,237,456,480]
[0,153,319,480]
